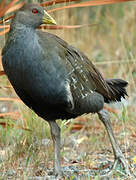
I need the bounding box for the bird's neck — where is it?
[9,23,36,42]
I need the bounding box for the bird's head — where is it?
[13,3,56,28]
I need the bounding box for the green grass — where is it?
[0,1,136,179]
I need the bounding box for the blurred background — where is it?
[0,0,136,178]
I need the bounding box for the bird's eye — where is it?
[32,9,39,14]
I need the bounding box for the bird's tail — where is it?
[104,79,128,103]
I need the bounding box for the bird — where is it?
[2,3,130,177]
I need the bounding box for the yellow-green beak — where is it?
[42,10,56,25]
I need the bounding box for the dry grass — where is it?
[0,1,136,179]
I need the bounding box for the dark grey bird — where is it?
[2,3,130,176]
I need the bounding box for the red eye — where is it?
[32,9,39,14]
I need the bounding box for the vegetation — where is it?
[0,0,136,179]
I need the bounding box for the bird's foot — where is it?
[54,170,63,177]
[112,154,131,176]
[53,163,63,177]
[51,166,79,178]
[99,155,131,178]
[47,169,63,178]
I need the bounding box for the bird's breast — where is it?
[2,34,68,107]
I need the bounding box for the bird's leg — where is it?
[97,109,130,176]
[48,121,62,176]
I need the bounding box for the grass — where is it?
[0,1,136,179]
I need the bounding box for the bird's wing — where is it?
[48,33,113,100]
[37,31,113,111]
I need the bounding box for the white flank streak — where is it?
[66,81,74,110]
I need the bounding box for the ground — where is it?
[0,1,136,179]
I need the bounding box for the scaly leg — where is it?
[98,109,130,176]
[48,120,62,176]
